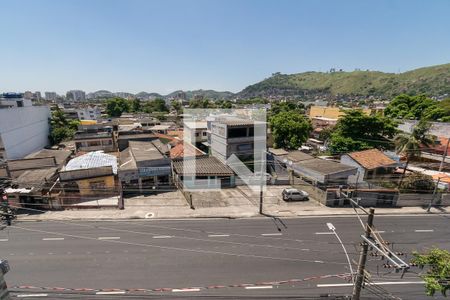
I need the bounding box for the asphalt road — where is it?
[1,214,449,299]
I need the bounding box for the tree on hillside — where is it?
[269,111,312,149]
[394,120,435,184]
[328,110,397,154]
[49,108,79,145]
[171,100,182,113]
[412,248,450,296]
[105,97,130,117]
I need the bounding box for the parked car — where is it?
[282,188,309,201]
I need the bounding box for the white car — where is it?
[282,188,309,201]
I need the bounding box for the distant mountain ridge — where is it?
[237,63,450,100]
[85,63,450,101]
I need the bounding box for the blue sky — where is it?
[1,0,450,94]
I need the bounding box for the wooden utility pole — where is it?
[352,208,375,300]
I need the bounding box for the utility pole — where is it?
[352,208,375,300]
[439,138,449,172]
[427,177,440,212]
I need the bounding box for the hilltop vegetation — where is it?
[238,63,450,100]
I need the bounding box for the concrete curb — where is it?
[15,209,449,222]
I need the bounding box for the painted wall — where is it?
[76,175,116,196]
[0,106,51,159]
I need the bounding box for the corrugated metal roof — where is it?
[65,151,117,174]
[172,156,234,176]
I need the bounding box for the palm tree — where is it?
[394,120,435,185]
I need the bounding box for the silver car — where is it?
[282,188,309,201]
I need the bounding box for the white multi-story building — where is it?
[66,90,86,102]
[0,94,51,159]
[45,92,57,101]
[76,106,101,120]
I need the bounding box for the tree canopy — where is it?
[105,97,130,117]
[384,94,450,122]
[269,111,312,150]
[144,98,168,113]
[49,108,79,145]
[328,110,397,154]
[412,248,450,296]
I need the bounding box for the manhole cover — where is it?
[145,212,155,218]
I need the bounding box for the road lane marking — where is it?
[0,238,8,242]
[261,233,283,236]
[42,237,64,241]
[17,294,48,298]
[315,232,333,235]
[245,286,273,289]
[414,229,434,233]
[153,235,173,239]
[208,234,230,237]
[314,260,324,263]
[377,231,385,233]
[317,281,424,287]
[98,237,120,240]
[172,288,201,292]
[96,291,126,295]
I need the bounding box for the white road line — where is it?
[314,260,324,263]
[317,281,424,288]
[172,288,201,292]
[17,294,49,298]
[153,235,173,239]
[42,237,64,241]
[208,234,230,237]
[261,233,283,236]
[96,291,126,295]
[0,238,8,242]
[315,232,333,235]
[245,286,273,290]
[377,231,385,233]
[98,237,121,240]
[414,229,434,233]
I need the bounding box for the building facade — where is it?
[0,103,51,159]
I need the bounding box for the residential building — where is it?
[23,91,33,100]
[210,117,265,162]
[172,155,236,190]
[184,121,208,145]
[74,124,116,153]
[0,94,50,159]
[4,149,71,209]
[76,106,101,121]
[34,91,41,100]
[271,150,357,186]
[117,131,156,151]
[66,90,86,102]
[119,141,172,194]
[340,149,398,184]
[59,151,118,199]
[45,92,57,101]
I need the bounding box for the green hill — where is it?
[238,63,450,100]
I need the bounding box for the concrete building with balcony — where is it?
[74,124,116,153]
[210,118,265,163]
[184,121,208,145]
[76,106,101,121]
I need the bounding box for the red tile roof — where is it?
[170,142,204,159]
[347,149,396,170]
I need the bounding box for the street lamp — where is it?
[326,222,355,284]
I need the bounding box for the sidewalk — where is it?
[17,199,448,221]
